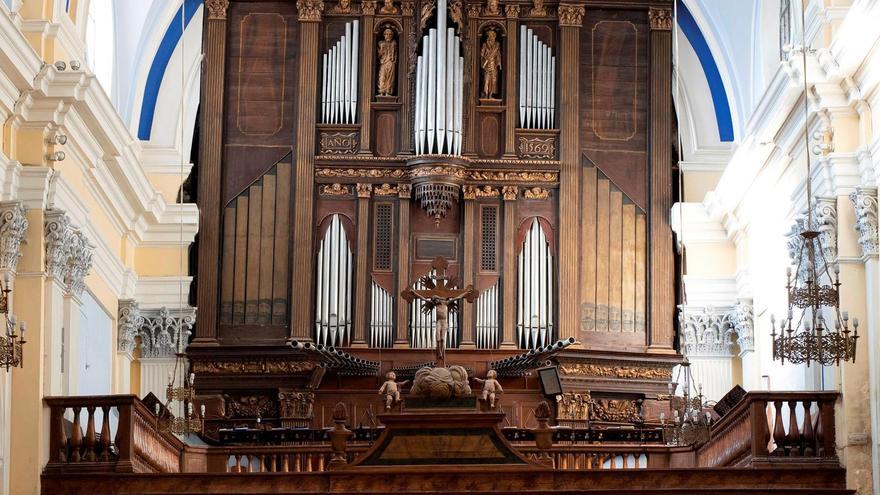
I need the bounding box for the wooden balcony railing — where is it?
[45,395,184,474]
[206,445,371,473]
[697,391,839,467]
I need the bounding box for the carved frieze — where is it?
[523,187,550,200]
[502,186,518,201]
[374,183,399,196]
[191,359,317,375]
[557,4,584,27]
[320,183,351,196]
[297,0,325,21]
[560,363,672,380]
[205,0,230,19]
[320,131,359,155]
[279,391,315,420]
[225,395,279,419]
[462,185,499,199]
[0,201,28,272]
[117,299,144,353]
[648,7,673,30]
[517,136,557,159]
[591,399,641,423]
[556,392,591,421]
[850,187,878,257]
[315,167,559,184]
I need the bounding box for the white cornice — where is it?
[134,276,193,310]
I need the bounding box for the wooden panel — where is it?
[233,196,249,325]
[608,190,622,332]
[236,13,287,135]
[580,166,597,334]
[258,174,277,324]
[375,112,397,157]
[478,113,501,157]
[621,204,635,333]
[591,21,637,141]
[635,213,647,334]
[220,206,236,325]
[245,185,263,324]
[272,163,292,325]
[594,179,610,332]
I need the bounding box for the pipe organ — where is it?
[517,218,555,349]
[321,21,360,124]
[315,214,354,347]
[475,281,500,349]
[370,280,394,348]
[519,26,555,130]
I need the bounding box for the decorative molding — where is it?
[320,183,352,196]
[356,183,373,198]
[0,201,28,272]
[559,363,672,380]
[297,0,325,21]
[502,186,518,201]
[117,299,144,353]
[138,306,196,358]
[850,187,878,257]
[648,7,673,31]
[557,4,584,27]
[373,183,399,196]
[517,135,556,159]
[205,0,230,19]
[319,131,360,155]
[315,167,558,184]
[190,358,317,375]
[591,399,641,423]
[44,209,95,296]
[522,187,550,200]
[278,390,315,426]
[462,185,499,199]
[556,392,590,421]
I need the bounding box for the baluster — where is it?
[295,453,302,472]
[50,405,68,463]
[234,454,242,473]
[70,407,83,462]
[248,454,256,472]
[282,454,290,472]
[786,400,801,456]
[318,452,325,471]
[99,406,112,461]
[772,400,786,456]
[84,406,97,461]
[802,400,815,456]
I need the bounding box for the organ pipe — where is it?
[476,281,500,349]
[519,27,555,129]
[315,215,353,347]
[321,21,360,124]
[517,218,554,349]
[414,0,464,155]
[409,271,459,349]
[370,280,394,348]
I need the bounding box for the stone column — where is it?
[460,187,477,348]
[678,305,735,402]
[193,0,230,345]
[61,229,94,396]
[44,211,71,396]
[395,185,412,347]
[353,184,372,347]
[729,300,756,390]
[851,187,879,495]
[501,186,518,348]
[556,4,584,343]
[116,299,143,395]
[647,7,674,353]
[290,0,325,341]
[502,5,520,158]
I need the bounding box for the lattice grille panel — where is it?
[481,206,498,272]
[374,203,393,270]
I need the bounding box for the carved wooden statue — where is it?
[480,30,502,99]
[483,0,500,16]
[378,371,409,410]
[401,257,478,366]
[377,28,397,96]
[473,369,503,408]
[530,0,547,16]
[332,0,353,14]
[379,0,398,14]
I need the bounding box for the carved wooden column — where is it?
[501,186,518,348]
[460,188,477,348]
[400,2,414,153]
[502,5,519,158]
[290,0,325,341]
[359,1,376,153]
[193,0,229,345]
[464,5,480,155]
[647,7,674,353]
[556,4,584,343]
[353,184,372,347]
[395,184,412,346]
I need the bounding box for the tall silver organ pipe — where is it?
[414,0,464,155]
[408,271,459,349]
[517,218,554,349]
[315,214,353,347]
[475,281,500,349]
[321,21,360,124]
[519,26,555,129]
[370,280,394,348]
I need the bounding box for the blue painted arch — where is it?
[676,0,734,142]
[137,0,202,140]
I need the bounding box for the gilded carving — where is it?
[377,28,398,96]
[278,391,315,420]
[467,4,481,17]
[523,187,550,200]
[559,363,672,380]
[420,0,436,32]
[331,0,354,13]
[398,183,413,198]
[356,183,373,198]
[224,395,278,419]
[556,392,591,421]
[502,186,518,201]
[518,136,556,159]
[320,131,359,154]
[557,4,584,27]
[648,7,673,31]
[362,0,377,15]
[191,359,317,375]
[374,183,399,196]
[480,30,502,99]
[321,183,351,196]
[205,0,230,19]
[469,170,558,182]
[401,1,414,15]
[483,0,500,16]
[379,0,399,14]
[528,0,546,17]
[504,4,520,18]
[591,399,641,423]
[297,0,325,21]
[315,167,559,184]
[462,185,499,199]
[449,0,464,30]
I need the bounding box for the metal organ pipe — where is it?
[315,215,353,347]
[517,218,554,349]
[476,281,499,349]
[519,29,555,129]
[321,21,359,124]
[370,280,393,348]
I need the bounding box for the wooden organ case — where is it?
[190,0,678,438]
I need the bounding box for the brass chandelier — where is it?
[0,274,26,370]
[155,352,204,435]
[770,5,857,367]
[660,359,712,446]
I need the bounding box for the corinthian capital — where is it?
[205,0,230,20]
[297,0,325,21]
[118,299,144,353]
[44,209,95,295]
[850,187,878,258]
[0,201,28,273]
[648,7,673,31]
[557,4,584,27]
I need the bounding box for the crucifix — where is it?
[401,257,478,367]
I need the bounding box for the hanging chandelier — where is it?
[155,353,204,435]
[770,5,857,367]
[0,274,25,370]
[660,360,712,446]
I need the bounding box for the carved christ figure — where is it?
[377,29,397,96]
[481,30,502,99]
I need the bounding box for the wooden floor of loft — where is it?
[40,466,853,495]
